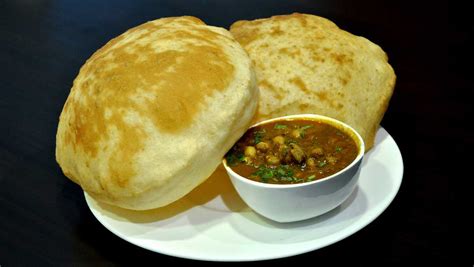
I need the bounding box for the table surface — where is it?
[0,0,471,265]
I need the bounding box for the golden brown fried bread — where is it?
[56,16,257,210]
[230,13,395,150]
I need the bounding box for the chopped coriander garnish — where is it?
[300,125,313,137]
[274,124,288,130]
[251,165,296,183]
[253,129,266,144]
[225,152,245,167]
[307,174,316,181]
[225,153,236,166]
[318,161,327,167]
[276,165,294,179]
[280,177,293,182]
[285,139,297,145]
[261,171,274,180]
[294,178,305,183]
[276,167,287,176]
[252,165,273,182]
[335,146,343,152]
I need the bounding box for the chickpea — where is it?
[273,135,285,145]
[311,147,324,157]
[326,156,337,165]
[242,156,252,164]
[244,146,257,158]
[306,157,316,168]
[266,155,281,165]
[291,129,301,138]
[256,141,270,152]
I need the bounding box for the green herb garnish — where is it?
[300,125,313,137]
[274,124,288,130]
[225,152,245,167]
[335,146,343,152]
[285,139,297,145]
[225,153,236,166]
[276,167,287,177]
[252,165,274,182]
[318,161,327,167]
[277,165,294,179]
[280,177,294,182]
[307,174,316,181]
[253,129,266,144]
[294,178,305,183]
[252,165,295,183]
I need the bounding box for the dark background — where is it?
[0,0,471,265]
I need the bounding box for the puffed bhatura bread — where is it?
[56,16,258,210]
[230,13,395,150]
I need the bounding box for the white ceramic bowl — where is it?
[223,114,365,223]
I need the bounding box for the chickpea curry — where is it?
[225,119,359,184]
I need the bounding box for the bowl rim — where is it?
[222,114,365,189]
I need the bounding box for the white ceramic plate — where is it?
[85,127,403,261]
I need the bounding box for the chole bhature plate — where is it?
[85,127,403,261]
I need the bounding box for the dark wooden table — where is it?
[1,0,470,265]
